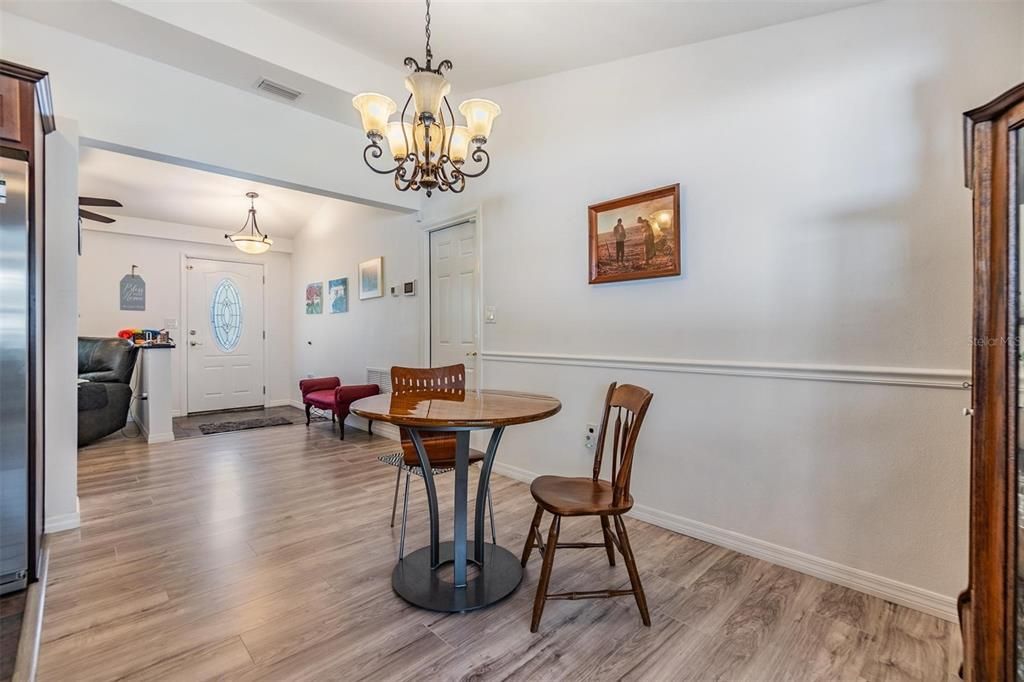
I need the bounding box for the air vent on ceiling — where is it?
[255,78,302,102]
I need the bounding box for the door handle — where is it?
[190,341,202,347]
[466,351,478,357]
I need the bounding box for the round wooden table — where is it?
[351,389,561,612]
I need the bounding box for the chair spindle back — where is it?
[591,382,654,506]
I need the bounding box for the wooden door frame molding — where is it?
[180,254,268,415]
[962,83,1024,682]
[418,209,484,383]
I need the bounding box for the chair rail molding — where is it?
[481,351,970,390]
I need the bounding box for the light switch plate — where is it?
[164,318,178,330]
[484,306,497,324]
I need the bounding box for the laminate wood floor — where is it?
[41,421,961,681]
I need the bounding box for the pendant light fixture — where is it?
[225,192,272,255]
[353,0,500,197]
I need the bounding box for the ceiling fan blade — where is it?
[79,208,116,224]
[79,197,123,207]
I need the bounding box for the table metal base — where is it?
[392,541,523,613]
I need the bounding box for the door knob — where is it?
[190,341,202,347]
[466,351,478,357]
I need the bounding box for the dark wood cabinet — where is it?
[961,81,1024,682]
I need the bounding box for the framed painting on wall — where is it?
[359,257,383,299]
[305,282,323,314]
[328,277,349,313]
[588,184,681,284]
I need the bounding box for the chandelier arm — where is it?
[438,162,465,193]
[363,139,406,175]
[400,94,413,153]
[455,146,491,178]
[395,158,420,192]
[443,96,456,159]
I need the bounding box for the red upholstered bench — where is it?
[299,377,380,440]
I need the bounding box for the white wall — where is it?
[289,201,421,424]
[418,1,1024,618]
[44,117,80,532]
[77,223,292,416]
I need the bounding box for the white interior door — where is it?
[186,258,265,413]
[430,221,479,387]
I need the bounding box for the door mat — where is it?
[197,416,294,435]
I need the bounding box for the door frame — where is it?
[180,253,268,415]
[419,208,484,384]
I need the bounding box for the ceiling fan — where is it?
[78,196,122,223]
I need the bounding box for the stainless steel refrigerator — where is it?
[0,152,30,595]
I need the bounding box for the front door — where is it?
[430,221,479,388]
[186,258,265,413]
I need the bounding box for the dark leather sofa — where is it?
[78,337,139,446]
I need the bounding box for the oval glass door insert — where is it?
[210,278,243,352]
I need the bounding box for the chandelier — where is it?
[352,0,500,197]
[224,192,273,255]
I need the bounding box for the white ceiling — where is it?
[255,0,870,92]
[78,147,333,237]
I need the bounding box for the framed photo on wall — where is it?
[305,282,323,314]
[359,257,383,299]
[327,277,349,313]
[588,184,681,284]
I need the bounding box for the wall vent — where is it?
[367,367,391,392]
[255,78,302,102]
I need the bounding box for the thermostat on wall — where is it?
[403,280,417,296]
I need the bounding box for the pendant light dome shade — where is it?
[225,192,273,254]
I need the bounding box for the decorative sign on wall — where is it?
[119,266,146,311]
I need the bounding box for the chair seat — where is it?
[304,389,335,410]
[530,475,634,516]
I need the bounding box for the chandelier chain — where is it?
[424,0,432,63]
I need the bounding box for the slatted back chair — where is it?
[391,364,466,468]
[521,381,654,632]
[381,364,495,558]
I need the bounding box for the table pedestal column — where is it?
[392,426,522,612]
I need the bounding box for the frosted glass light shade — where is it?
[352,93,397,137]
[405,72,450,117]
[459,99,501,141]
[385,121,413,159]
[413,121,444,157]
[228,235,272,255]
[447,125,471,163]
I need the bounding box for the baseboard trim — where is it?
[265,398,291,408]
[12,535,48,682]
[44,511,81,534]
[490,461,957,622]
[482,351,970,390]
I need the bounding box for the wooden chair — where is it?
[521,382,653,632]
[379,364,496,558]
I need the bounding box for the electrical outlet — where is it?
[584,423,598,448]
